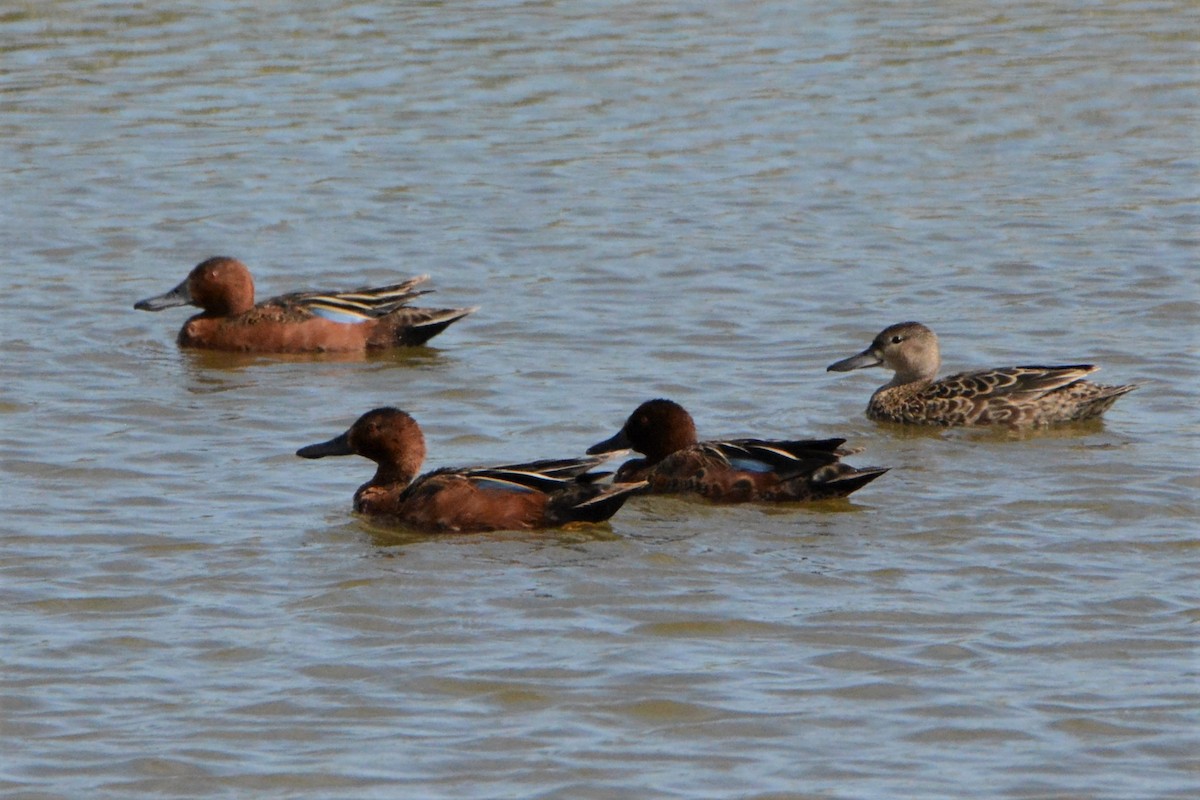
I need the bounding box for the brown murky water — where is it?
[2,1,1197,797]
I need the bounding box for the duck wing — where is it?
[275,275,434,322]
[703,439,846,478]
[453,455,611,494]
[931,365,1098,400]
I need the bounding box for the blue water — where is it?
[2,1,1197,798]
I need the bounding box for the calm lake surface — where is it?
[2,1,1197,797]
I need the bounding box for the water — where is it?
[2,1,1197,797]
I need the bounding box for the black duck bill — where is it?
[134,279,192,311]
[586,427,632,455]
[827,347,883,372]
[296,431,354,459]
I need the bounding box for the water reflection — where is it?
[2,0,1195,797]
[179,345,448,372]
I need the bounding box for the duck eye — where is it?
[890,335,904,344]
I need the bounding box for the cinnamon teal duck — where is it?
[827,321,1137,427]
[587,399,887,503]
[136,256,475,352]
[297,407,644,533]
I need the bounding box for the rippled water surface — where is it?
[2,1,1197,797]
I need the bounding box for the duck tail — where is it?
[1077,382,1139,418]
[820,465,890,497]
[551,481,646,525]
[393,306,479,346]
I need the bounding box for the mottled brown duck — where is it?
[827,322,1137,428]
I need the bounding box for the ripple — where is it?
[1,1,1195,798]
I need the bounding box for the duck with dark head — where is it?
[588,399,887,503]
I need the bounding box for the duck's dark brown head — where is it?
[297,406,426,484]
[588,398,698,465]
[135,256,256,317]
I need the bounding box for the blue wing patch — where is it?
[473,477,537,494]
[727,457,775,473]
[310,306,370,324]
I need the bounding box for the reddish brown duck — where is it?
[587,399,887,503]
[298,407,644,533]
[136,256,475,352]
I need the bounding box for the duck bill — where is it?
[134,279,192,311]
[827,348,883,372]
[296,431,353,459]
[586,427,631,455]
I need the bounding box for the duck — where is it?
[826,321,1137,427]
[587,399,887,503]
[135,256,475,352]
[297,407,644,533]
